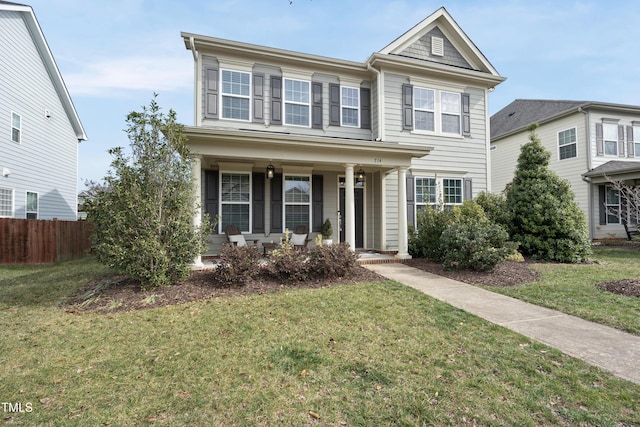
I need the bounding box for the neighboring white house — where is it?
[0,1,87,221]
[491,99,640,240]
[181,7,505,263]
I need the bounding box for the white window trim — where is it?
[26,191,38,219]
[440,91,462,136]
[0,187,14,218]
[605,186,620,225]
[283,78,311,128]
[415,177,437,213]
[11,112,21,144]
[557,127,578,161]
[219,69,251,122]
[633,124,640,158]
[413,87,435,134]
[602,122,619,157]
[411,87,463,137]
[219,171,252,234]
[413,177,464,223]
[442,177,463,206]
[340,85,360,128]
[283,174,312,231]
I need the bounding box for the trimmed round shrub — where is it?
[440,221,515,271]
[308,243,358,278]
[213,244,262,287]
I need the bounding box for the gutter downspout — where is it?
[578,106,594,239]
[367,64,385,141]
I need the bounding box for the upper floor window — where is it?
[603,122,618,156]
[0,187,13,217]
[220,172,251,233]
[26,191,38,219]
[341,86,360,127]
[11,112,21,143]
[558,127,577,160]
[221,70,250,121]
[634,125,640,158]
[440,92,461,135]
[284,79,310,127]
[414,88,435,132]
[284,175,311,230]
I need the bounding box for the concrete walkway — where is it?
[366,263,640,385]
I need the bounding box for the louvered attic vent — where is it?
[431,36,444,56]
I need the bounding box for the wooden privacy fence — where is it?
[0,218,93,264]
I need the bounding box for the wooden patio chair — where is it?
[291,225,311,250]
[224,224,259,247]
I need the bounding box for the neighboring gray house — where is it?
[491,99,640,239]
[181,7,505,264]
[0,1,87,220]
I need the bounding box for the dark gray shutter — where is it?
[204,170,219,233]
[270,76,282,125]
[329,83,340,126]
[312,82,323,129]
[204,67,218,119]
[406,174,415,227]
[312,175,323,232]
[599,185,606,225]
[627,125,635,157]
[360,88,371,130]
[402,83,413,130]
[252,172,265,233]
[270,173,283,232]
[462,93,471,136]
[253,73,264,123]
[596,123,604,156]
[463,178,473,201]
[618,125,625,157]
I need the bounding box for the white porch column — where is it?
[191,155,204,268]
[396,167,410,259]
[344,164,356,251]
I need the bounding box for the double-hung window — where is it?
[603,123,618,156]
[414,88,435,132]
[440,92,461,134]
[284,175,310,230]
[221,70,250,121]
[284,79,310,127]
[0,187,13,217]
[558,128,577,160]
[443,178,463,205]
[415,177,436,215]
[220,173,251,232]
[341,86,359,127]
[11,112,21,143]
[26,191,38,219]
[634,125,640,158]
[605,186,620,224]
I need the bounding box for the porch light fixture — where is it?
[356,167,365,184]
[266,163,275,179]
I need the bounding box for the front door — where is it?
[339,187,364,248]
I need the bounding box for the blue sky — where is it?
[25,0,640,190]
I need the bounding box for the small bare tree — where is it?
[603,175,640,240]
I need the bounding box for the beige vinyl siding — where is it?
[490,134,523,193]
[384,170,399,250]
[0,10,79,220]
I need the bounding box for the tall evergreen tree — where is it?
[506,124,591,262]
[86,95,212,287]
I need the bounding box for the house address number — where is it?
[374,158,382,163]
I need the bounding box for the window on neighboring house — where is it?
[413,87,435,132]
[415,177,436,215]
[634,125,640,158]
[26,191,38,219]
[221,70,250,121]
[284,79,310,127]
[558,127,577,160]
[284,175,310,230]
[220,173,251,232]
[605,186,620,224]
[443,178,463,205]
[440,92,461,134]
[11,112,21,143]
[603,123,618,156]
[0,187,13,217]
[341,86,359,127]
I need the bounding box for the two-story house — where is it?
[182,7,505,265]
[491,99,640,240]
[0,1,87,220]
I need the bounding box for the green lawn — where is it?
[486,246,640,335]
[1,257,639,426]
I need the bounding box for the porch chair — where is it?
[291,225,311,250]
[224,225,259,247]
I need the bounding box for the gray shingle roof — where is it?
[583,161,640,178]
[490,99,589,140]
